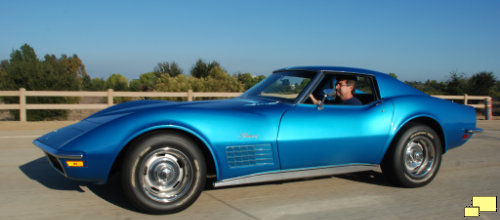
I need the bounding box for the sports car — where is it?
[33,66,481,213]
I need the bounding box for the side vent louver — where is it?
[226,144,274,168]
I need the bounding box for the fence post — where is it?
[19,88,26,122]
[485,97,492,120]
[107,89,114,106]
[464,94,468,105]
[187,89,193,101]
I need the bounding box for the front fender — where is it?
[116,123,220,180]
[61,110,221,183]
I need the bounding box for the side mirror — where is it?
[323,89,336,100]
[318,88,336,110]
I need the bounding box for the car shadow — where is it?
[19,157,87,191]
[86,173,138,212]
[20,157,394,212]
[19,157,137,212]
[334,170,394,187]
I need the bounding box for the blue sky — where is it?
[1,0,499,81]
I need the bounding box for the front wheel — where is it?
[121,132,206,213]
[382,124,442,187]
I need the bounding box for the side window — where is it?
[307,74,378,105]
[354,76,377,104]
[355,77,372,94]
[260,75,311,101]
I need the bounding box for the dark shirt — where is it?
[342,97,362,105]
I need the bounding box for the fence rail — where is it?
[432,94,493,120]
[0,88,493,121]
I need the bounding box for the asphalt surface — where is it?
[0,121,498,220]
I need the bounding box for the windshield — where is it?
[240,70,317,103]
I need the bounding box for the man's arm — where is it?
[309,94,319,105]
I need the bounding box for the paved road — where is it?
[0,121,498,220]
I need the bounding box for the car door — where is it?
[277,91,394,170]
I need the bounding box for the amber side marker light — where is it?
[66,161,84,167]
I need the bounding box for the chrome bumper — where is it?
[466,128,483,134]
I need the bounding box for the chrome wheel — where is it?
[122,132,206,213]
[404,137,435,179]
[381,124,442,187]
[139,147,194,203]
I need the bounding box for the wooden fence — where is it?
[433,94,493,120]
[0,88,494,121]
[0,88,242,122]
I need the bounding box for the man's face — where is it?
[335,80,353,100]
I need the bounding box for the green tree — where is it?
[204,65,243,92]
[106,74,129,91]
[154,61,183,77]
[41,54,80,90]
[0,44,89,120]
[88,78,107,91]
[190,59,208,78]
[445,72,468,95]
[155,74,192,92]
[468,72,496,95]
[156,63,244,101]
[494,81,500,97]
[106,74,130,103]
[388,73,398,79]
[0,64,12,90]
[190,59,221,78]
[424,80,446,95]
[237,73,266,90]
[130,72,157,91]
[169,62,183,77]
[2,44,39,90]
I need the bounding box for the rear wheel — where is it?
[382,124,442,187]
[121,132,206,213]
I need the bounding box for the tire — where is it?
[381,124,442,187]
[121,132,206,213]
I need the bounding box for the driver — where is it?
[309,76,362,105]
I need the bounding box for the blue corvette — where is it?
[34,66,481,213]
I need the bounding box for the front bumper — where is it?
[33,139,84,178]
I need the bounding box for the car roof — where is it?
[274,66,386,77]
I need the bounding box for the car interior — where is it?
[306,74,378,105]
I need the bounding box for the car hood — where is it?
[86,98,281,120]
[35,98,285,150]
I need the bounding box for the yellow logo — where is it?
[464,196,497,217]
